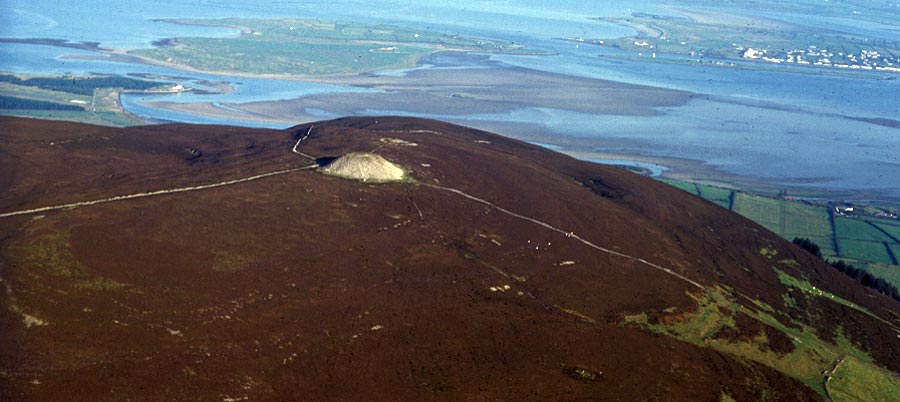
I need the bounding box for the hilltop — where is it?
[0,116,898,401]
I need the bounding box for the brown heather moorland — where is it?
[0,116,898,401]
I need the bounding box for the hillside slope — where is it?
[1,116,898,401]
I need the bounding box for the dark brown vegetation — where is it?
[794,237,900,301]
[0,116,898,401]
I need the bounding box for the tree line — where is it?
[0,95,84,111]
[0,74,162,96]
[793,237,900,302]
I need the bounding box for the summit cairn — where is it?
[320,153,406,182]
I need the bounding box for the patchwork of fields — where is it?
[660,179,900,286]
[0,73,170,126]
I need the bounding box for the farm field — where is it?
[660,179,697,194]
[872,221,900,241]
[858,262,900,290]
[835,217,898,265]
[838,240,895,266]
[836,218,889,242]
[659,178,900,285]
[0,73,172,126]
[731,192,782,233]
[695,184,732,209]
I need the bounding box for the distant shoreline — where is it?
[0,37,108,51]
[3,31,898,205]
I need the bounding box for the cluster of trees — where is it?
[791,237,822,259]
[793,237,900,301]
[0,74,160,96]
[0,95,83,111]
[828,260,900,301]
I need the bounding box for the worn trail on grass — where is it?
[422,183,706,290]
[0,165,318,219]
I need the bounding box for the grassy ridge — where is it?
[828,356,900,402]
[624,282,900,398]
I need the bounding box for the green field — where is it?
[659,179,698,194]
[871,220,900,241]
[805,236,838,258]
[659,178,900,286]
[0,73,173,126]
[838,240,894,265]
[131,18,542,76]
[783,203,832,238]
[625,284,900,398]
[835,218,890,242]
[696,184,732,208]
[0,73,166,126]
[732,192,782,233]
[827,356,900,402]
[834,217,897,265]
[0,81,91,105]
[857,262,900,288]
[0,74,163,96]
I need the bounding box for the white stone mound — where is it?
[320,153,405,182]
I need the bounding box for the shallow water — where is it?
[579,158,670,177]
[2,0,899,200]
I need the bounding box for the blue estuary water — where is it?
[2,0,899,200]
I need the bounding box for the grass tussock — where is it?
[623,285,899,398]
[8,227,126,290]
